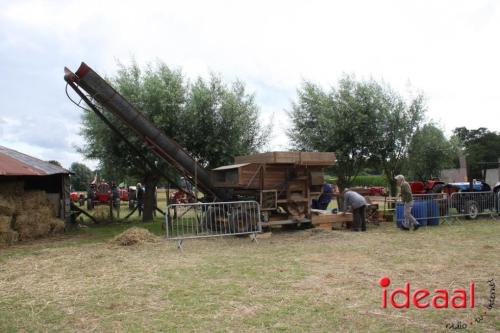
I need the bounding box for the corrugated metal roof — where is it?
[0,145,70,176]
[212,163,251,171]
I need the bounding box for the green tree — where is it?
[69,162,93,191]
[289,77,383,190]
[288,76,426,195]
[79,60,268,221]
[180,75,269,169]
[452,127,500,180]
[407,124,454,180]
[47,160,62,167]
[371,92,425,195]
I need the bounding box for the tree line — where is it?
[69,61,500,221]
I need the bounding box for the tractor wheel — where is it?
[465,200,479,220]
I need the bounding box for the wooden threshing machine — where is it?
[64,63,335,229]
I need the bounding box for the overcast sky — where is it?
[0,0,499,169]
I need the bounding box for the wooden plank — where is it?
[311,213,352,225]
[234,151,335,166]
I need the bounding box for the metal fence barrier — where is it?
[448,191,497,219]
[387,191,498,226]
[165,201,261,243]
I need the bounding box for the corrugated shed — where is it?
[0,145,70,176]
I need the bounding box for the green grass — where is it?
[0,219,499,332]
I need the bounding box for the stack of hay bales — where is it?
[0,181,65,246]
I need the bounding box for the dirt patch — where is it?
[112,227,160,246]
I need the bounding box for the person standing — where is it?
[341,189,368,231]
[395,174,420,231]
[136,182,144,217]
[111,181,120,218]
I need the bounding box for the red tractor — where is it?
[86,181,112,209]
[409,179,445,194]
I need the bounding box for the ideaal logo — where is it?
[379,276,475,309]
[378,277,496,330]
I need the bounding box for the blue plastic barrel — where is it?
[395,201,428,227]
[427,200,440,226]
[412,200,428,226]
[396,202,405,228]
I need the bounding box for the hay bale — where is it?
[0,195,16,216]
[1,189,66,242]
[112,227,159,246]
[49,218,65,234]
[22,191,50,210]
[0,180,24,196]
[0,230,19,246]
[14,213,52,241]
[0,215,12,233]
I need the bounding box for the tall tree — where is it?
[371,91,425,195]
[79,60,268,221]
[407,124,455,180]
[289,77,383,190]
[180,75,269,169]
[452,127,500,180]
[288,76,425,194]
[69,162,93,191]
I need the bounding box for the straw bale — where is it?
[0,195,16,216]
[112,227,160,246]
[49,218,65,234]
[0,215,12,233]
[0,189,65,243]
[14,212,51,241]
[0,230,18,245]
[22,191,50,210]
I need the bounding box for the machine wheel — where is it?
[465,200,479,220]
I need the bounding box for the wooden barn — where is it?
[0,145,71,224]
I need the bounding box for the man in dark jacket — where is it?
[341,189,368,231]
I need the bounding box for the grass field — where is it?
[0,218,499,332]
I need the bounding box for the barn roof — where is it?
[0,145,70,176]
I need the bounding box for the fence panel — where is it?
[448,191,497,219]
[394,193,449,226]
[165,201,261,240]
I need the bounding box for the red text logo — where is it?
[379,276,475,309]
